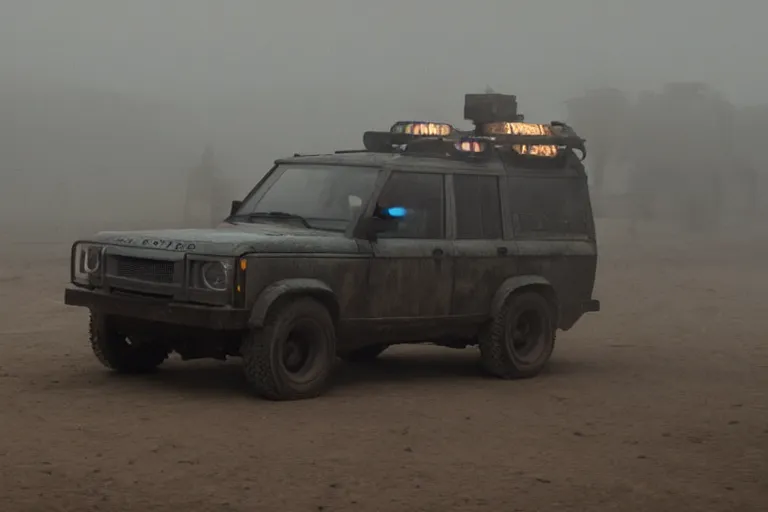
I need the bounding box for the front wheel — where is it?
[241,297,336,401]
[479,291,556,379]
[89,312,169,374]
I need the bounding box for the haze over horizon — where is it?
[1,0,766,234]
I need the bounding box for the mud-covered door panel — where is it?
[365,171,453,318]
[506,174,597,326]
[368,239,454,317]
[450,174,515,316]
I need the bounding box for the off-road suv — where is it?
[64,93,599,400]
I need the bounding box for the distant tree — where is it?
[628,82,736,232]
[733,104,768,216]
[564,87,632,193]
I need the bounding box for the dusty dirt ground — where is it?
[1,220,766,512]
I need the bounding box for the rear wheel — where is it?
[241,297,336,401]
[338,344,388,363]
[89,312,169,374]
[479,291,556,379]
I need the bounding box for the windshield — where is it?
[233,164,380,231]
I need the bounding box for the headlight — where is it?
[201,261,231,291]
[190,259,233,292]
[72,243,104,286]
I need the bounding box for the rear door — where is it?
[449,173,516,318]
[365,170,454,320]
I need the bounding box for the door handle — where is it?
[497,246,508,256]
[432,247,444,258]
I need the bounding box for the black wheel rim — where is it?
[278,318,327,384]
[506,309,546,364]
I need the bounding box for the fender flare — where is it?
[248,278,339,328]
[490,275,558,318]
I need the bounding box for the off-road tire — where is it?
[89,312,169,374]
[338,344,388,363]
[241,297,336,401]
[479,291,556,379]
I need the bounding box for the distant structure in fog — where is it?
[564,87,631,197]
[566,82,764,233]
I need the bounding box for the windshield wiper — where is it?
[236,211,311,228]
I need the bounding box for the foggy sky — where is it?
[2,0,767,233]
[1,2,764,245]
[4,0,767,121]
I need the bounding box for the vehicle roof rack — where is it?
[358,92,587,161]
[361,124,586,161]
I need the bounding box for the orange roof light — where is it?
[455,139,488,153]
[390,122,453,137]
[477,122,560,157]
[480,122,553,136]
[512,144,559,157]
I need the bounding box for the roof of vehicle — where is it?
[276,151,394,167]
[275,151,508,174]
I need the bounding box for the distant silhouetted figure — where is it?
[627,164,657,237]
[740,161,758,217]
[184,146,230,228]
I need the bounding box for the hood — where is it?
[90,221,360,256]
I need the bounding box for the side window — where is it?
[507,176,591,237]
[454,174,503,239]
[376,171,444,239]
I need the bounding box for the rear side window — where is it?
[507,176,592,237]
[454,174,503,239]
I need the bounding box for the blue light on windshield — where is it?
[386,206,407,218]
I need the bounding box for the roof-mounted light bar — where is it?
[390,121,454,136]
[482,122,587,160]
[362,110,587,161]
[454,137,491,154]
[477,122,559,157]
[479,122,552,136]
[461,93,585,160]
[512,144,559,157]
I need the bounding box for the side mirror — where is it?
[362,217,395,241]
[347,195,362,221]
[230,200,243,216]
[362,205,406,240]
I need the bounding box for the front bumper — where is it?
[64,287,249,330]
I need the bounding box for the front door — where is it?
[366,171,453,320]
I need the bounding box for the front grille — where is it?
[113,256,176,284]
